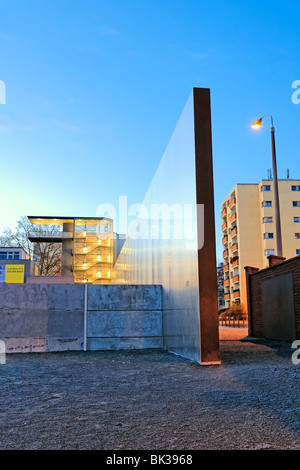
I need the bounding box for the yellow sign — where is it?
[6,265,25,284]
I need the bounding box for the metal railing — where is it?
[29,231,73,238]
[219,314,248,328]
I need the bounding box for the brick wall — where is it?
[245,255,300,340]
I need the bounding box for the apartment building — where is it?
[221,179,300,310]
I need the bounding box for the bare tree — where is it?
[0,216,62,275]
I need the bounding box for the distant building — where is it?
[27,216,115,284]
[0,247,38,283]
[221,179,300,309]
[217,262,225,310]
[0,247,29,261]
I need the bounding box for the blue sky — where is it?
[1,0,299,260]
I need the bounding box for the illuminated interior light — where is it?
[83,247,87,253]
[83,263,87,270]
[97,271,101,278]
[97,255,101,262]
[108,270,111,278]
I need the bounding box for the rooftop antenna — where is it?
[287,168,290,179]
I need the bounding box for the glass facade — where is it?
[114,89,220,364]
[28,216,113,284]
[73,218,113,284]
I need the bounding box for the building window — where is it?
[292,185,300,191]
[262,185,271,191]
[293,201,300,207]
[263,217,273,223]
[0,251,20,260]
[295,233,300,239]
[264,233,274,239]
[294,217,300,223]
[265,249,275,256]
[297,250,300,256]
[262,201,272,207]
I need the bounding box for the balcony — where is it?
[231,256,239,268]
[232,274,240,284]
[230,226,238,238]
[28,232,73,242]
[223,249,229,259]
[231,243,238,254]
[230,212,237,224]
[223,263,229,273]
[222,222,228,232]
[233,290,240,299]
[224,278,230,287]
[222,235,228,245]
[221,207,227,218]
[229,197,236,210]
[224,293,231,301]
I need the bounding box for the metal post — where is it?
[270,125,283,257]
[83,283,88,351]
[252,114,283,258]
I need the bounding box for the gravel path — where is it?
[0,340,299,450]
[219,326,249,340]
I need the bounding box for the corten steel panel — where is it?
[194,88,220,364]
[114,88,220,364]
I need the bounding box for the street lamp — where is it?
[251,114,283,257]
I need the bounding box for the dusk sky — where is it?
[1,0,299,260]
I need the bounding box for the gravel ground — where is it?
[0,339,299,450]
[219,326,249,340]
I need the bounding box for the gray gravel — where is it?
[0,339,299,450]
